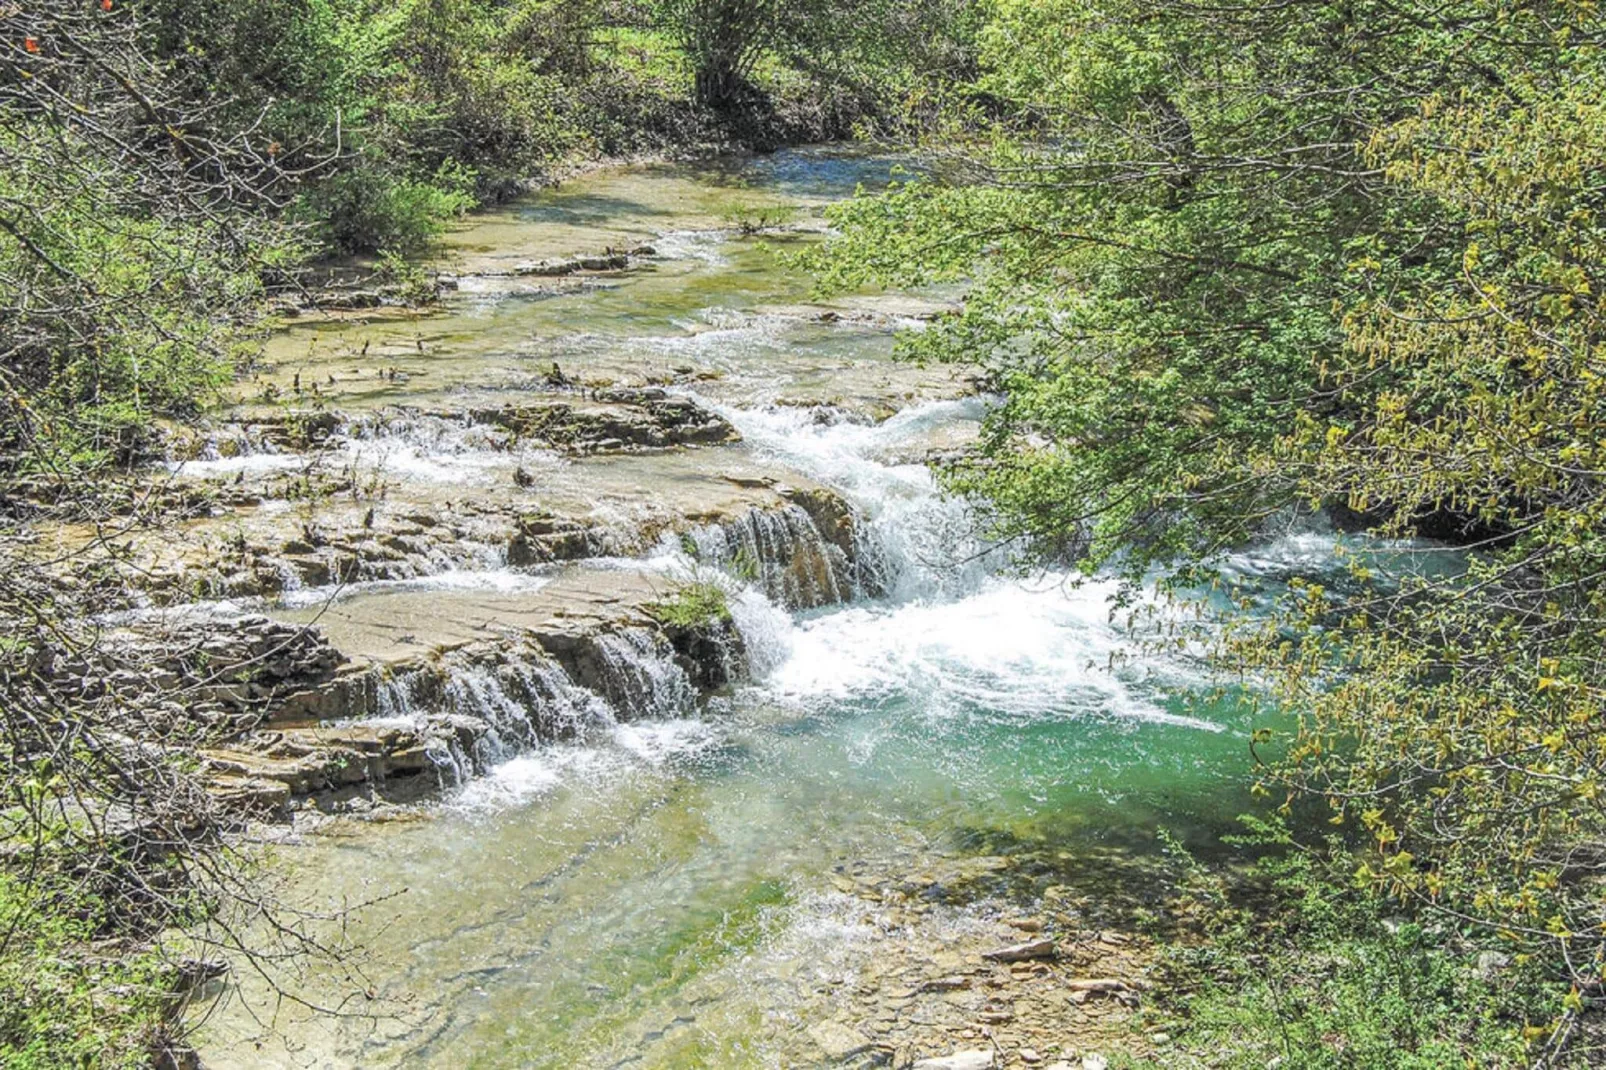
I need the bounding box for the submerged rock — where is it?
[513,250,631,277]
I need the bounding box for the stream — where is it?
[184,148,1343,1069]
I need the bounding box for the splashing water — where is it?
[711,397,1001,600]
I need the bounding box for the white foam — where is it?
[709,397,999,601]
[762,573,1219,732]
[170,418,563,487]
[276,568,543,609]
[651,229,732,265]
[453,718,724,810]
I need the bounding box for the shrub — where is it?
[296,162,477,256]
[1136,825,1551,1069]
[646,581,733,629]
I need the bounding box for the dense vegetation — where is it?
[816,0,1606,1063]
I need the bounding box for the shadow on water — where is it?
[513,192,679,226]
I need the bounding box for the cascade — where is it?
[688,504,860,609]
[589,629,698,720]
[359,629,705,790]
[709,398,1003,603]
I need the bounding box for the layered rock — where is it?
[25,379,895,816]
[63,479,867,609]
[177,568,749,814]
[167,390,738,460]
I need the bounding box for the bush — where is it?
[1137,824,1554,1070]
[296,162,477,256]
[646,581,733,629]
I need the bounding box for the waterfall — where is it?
[169,408,560,487]
[249,398,1021,797]
[352,629,706,791]
[707,397,1003,603]
[590,629,697,720]
[688,504,859,609]
[727,587,794,678]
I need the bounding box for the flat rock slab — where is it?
[913,1052,995,1070]
[808,1021,875,1061]
[271,565,665,666]
[982,938,1057,963]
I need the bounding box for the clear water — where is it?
[195,149,1356,1069]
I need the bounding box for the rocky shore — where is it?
[794,857,1165,1070]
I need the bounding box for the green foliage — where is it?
[814,0,1606,1025]
[651,0,978,116]
[1139,824,1549,1069]
[0,5,298,477]
[297,163,477,255]
[174,0,588,255]
[0,872,169,1069]
[646,581,733,629]
[720,200,798,233]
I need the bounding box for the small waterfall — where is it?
[590,629,697,720]
[268,559,304,594]
[170,408,559,487]
[707,398,1002,603]
[356,629,704,791]
[689,504,859,609]
[444,668,539,766]
[425,735,473,792]
[727,587,794,678]
[349,410,531,458]
[374,670,422,720]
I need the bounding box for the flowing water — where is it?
[191,149,1386,1069]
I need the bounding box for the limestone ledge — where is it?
[186,568,749,816]
[51,474,866,611]
[171,388,739,458]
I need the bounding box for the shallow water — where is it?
[247,151,960,419]
[195,149,1350,1069]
